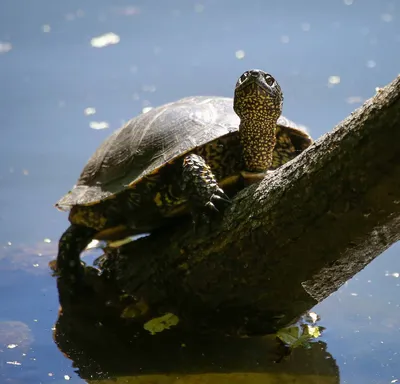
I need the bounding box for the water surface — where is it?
[1,0,399,383]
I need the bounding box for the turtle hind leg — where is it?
[182,153,231,227]
[56,224,97,286]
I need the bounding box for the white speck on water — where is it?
[301,23,311,31]
[7,242,12,246]
[0,42,12,54]
[328,76,341,85]
[90,32,120,48]
[84,107,96,116]
[44,238,51,243]
[6,361,21,366]
[64,375,71,380]
[392,273,400,278]
[350,292,358,296]
[89,121,109,130]
[42,25,51,33]
[7,344,18,349]
[235,50,245,59]
[33,264,39,268]
[22,169,29,176]
[343,0,353,5]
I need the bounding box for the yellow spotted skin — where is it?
[69,205,107,230]
[234,71,283,172]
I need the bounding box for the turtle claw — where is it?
[205,201,219,213]
[216,187,230,201]
[211,193,231,205]
[182,153,232,229]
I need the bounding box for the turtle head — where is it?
[233,69,283,120]
[233,69,283,174]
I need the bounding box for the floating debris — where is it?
[84,107,96,116]
[0,42,12,54]
[6,361,21,366]
[385,271,400,278]
[235,50,245,59]
[42,25,51,33]
[328,76,341,85]
[90,32,120,48]
[89,121,109,130]
[7,344,18,349]
[144,313,180,335]
[43,238,51,243]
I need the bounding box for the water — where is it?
[0,0,399,382]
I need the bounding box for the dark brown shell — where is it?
[56,96,311,210]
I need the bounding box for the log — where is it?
[61,75,400,335]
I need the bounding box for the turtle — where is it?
[55,69,313,285]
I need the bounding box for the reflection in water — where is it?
[53,269,338,383]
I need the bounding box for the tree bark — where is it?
[93,75,400,335]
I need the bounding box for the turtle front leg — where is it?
[56,224,97,289]
[182,153,231,225]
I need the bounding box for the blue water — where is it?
[0,0,399,382]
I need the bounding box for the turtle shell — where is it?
[56,96,311,210]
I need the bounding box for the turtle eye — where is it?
[239,71,249,83]
[264,74,275,87]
